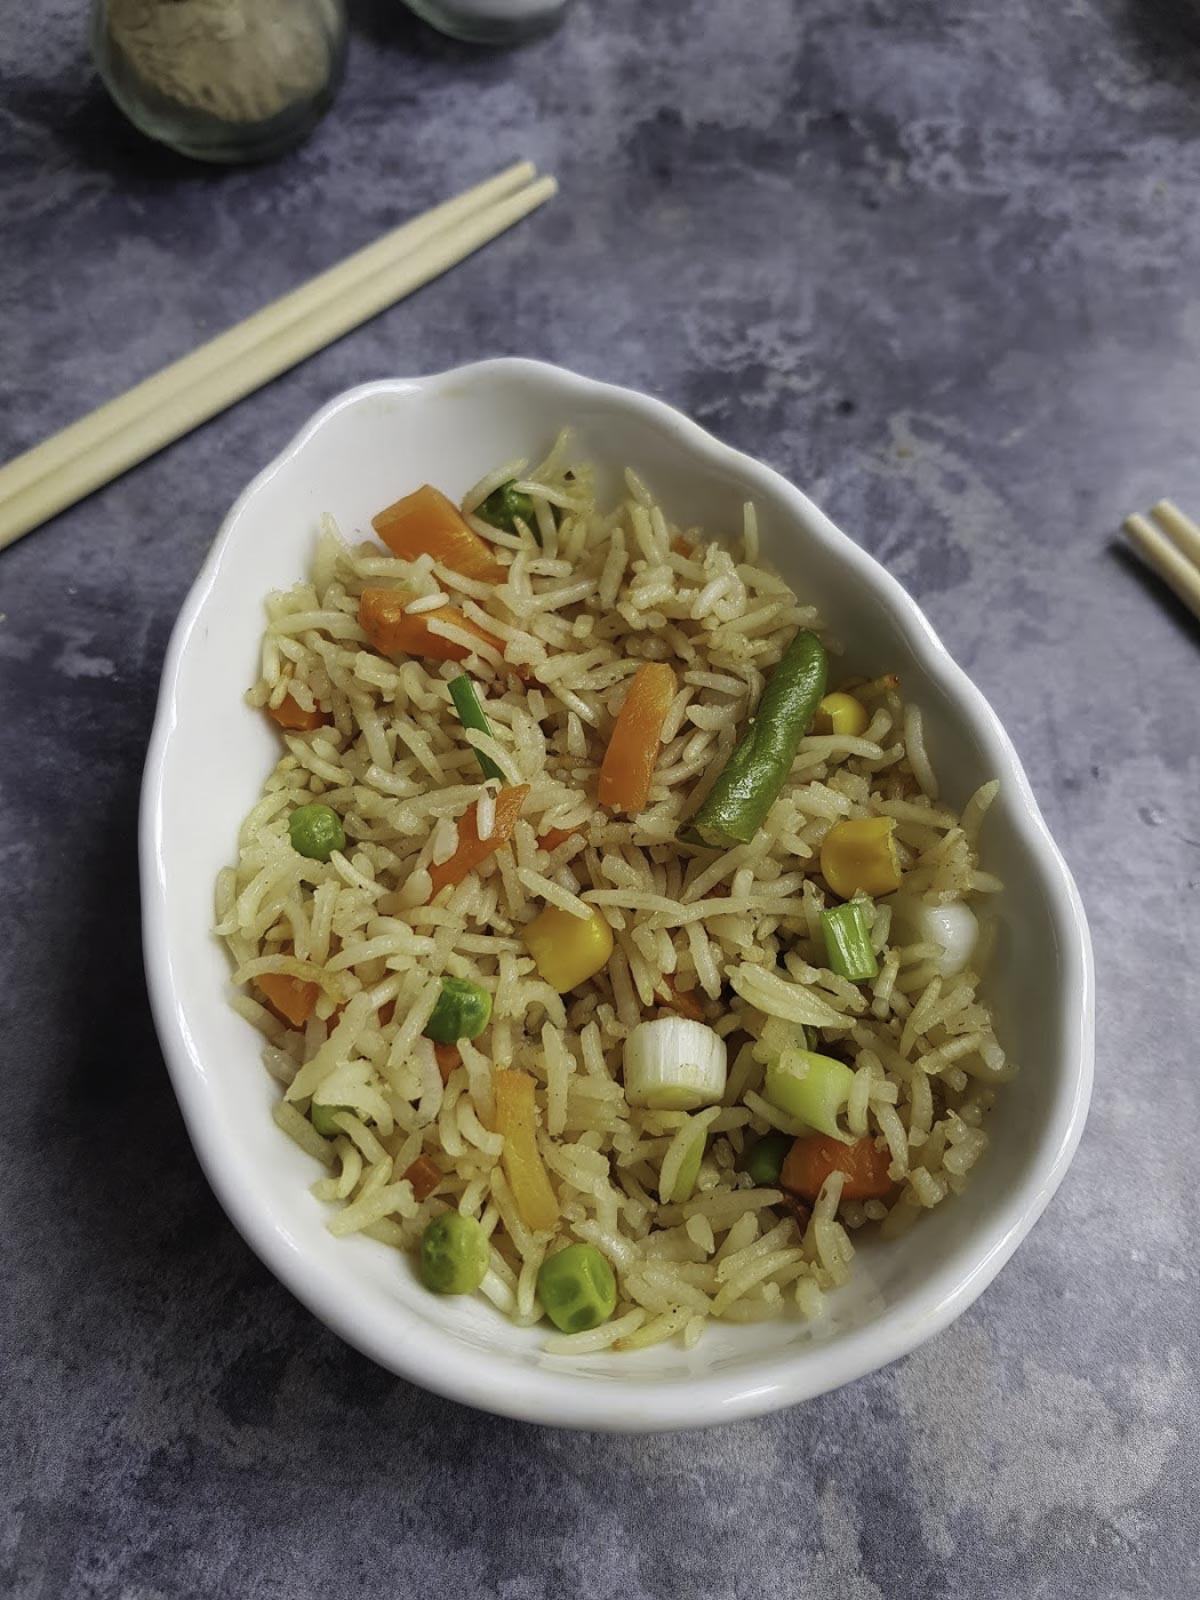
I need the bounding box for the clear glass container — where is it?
[91,0,348,164]
[403,0,571,46]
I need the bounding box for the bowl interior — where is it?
[144,363,1090,1424]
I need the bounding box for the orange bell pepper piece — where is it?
[359,587,509,669]
[372,483,506,583]
[257,972,319,1029]
[598,662,676,814]
[426,784,530,901]
[780,1134,896,1202]
[494,1069,559,1232]
[267,692,331,732]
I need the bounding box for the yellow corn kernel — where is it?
[813,692,870,737]
[524,904,615,993]
[820,816,903,899]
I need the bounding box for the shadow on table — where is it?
[1110,542,1200,645]
[1120,0,1200,81]
[60,757,236,1275]
[56,751,511,1458]
[26,70,227,185]
[347,0,544,56]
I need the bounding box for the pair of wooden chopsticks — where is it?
[1123,500,1200,624]
[0,160,556,554]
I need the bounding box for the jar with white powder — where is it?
[402,0,572,45]
[91,0,348,163]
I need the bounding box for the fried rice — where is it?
[215,433,1012,1354]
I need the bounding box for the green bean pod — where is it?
[684,629,827,848]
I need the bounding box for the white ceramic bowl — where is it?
[140,359,1093,1431]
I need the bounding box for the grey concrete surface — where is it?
[2,2,1199,1596]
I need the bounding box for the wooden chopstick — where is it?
[0,161,537,511]
[1123,503,1200,624]
[1149,498,1200,571]
[0,162,556,553]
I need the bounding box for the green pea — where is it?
[424,975,492,1043]
[419,1211,490,1295]
[478,480,536,535]
[537,1243,617,1334]
[742,1131,793,1186]
[311,1103,352,1138]
[288,803,345,862]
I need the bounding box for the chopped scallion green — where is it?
[820,900,879,982]
[448,674,506,783]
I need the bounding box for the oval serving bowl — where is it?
[140,359,1094,1431]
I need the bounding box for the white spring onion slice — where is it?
[623,1018,727,1111]
[885,893,979,977]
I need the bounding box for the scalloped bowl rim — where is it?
[140,359,1094,1431]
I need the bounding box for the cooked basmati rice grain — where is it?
[327,1180,418,1237]
[476,789,496,841]
[545,1306,648,1355]
[273,1099,336,1165]
[615,1306,691,1351]
[908,1166,948,1208]
[685,1213,716,1254]
[795,1275,825,1319]
[480,1268,517,1314]
[405,591,451,615]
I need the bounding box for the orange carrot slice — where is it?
[494,1069,559,1232]
[372,483,506,583]
[780,1134,896,1202]
[359,587,508,667]
[598,662,677,813]
[426,784,530,901]
[267,692,331,732]
[257,972,319,1029]
[402,1155,444,1202]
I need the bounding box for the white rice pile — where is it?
[215,434,1013,1353]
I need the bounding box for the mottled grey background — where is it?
[3,0,1199,1595]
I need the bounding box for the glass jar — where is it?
[91,0,348,164]
[402,0,572,46]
